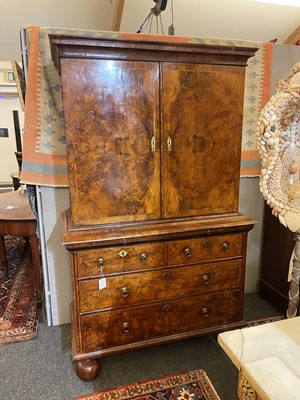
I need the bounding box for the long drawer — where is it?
[78,259,243,313]
[76,242,165,278]
[80,290,242,352]
[168,233,243,265]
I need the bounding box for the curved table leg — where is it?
[29,233,43,320]
[0,236,8,279]
[76,359,101,381]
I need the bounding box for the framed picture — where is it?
[11,60,25,111]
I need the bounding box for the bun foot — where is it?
[76,359,101,381]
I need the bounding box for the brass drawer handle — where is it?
[202,307,209,318]
[202,239,212,248]
[123,322,130,333]
[162,304,171,313]
[202,274,209,285]
[119,249,128,258]
[223,242,229,251]
[98,258,104,267]
[184,247,191,257]
[162,271,170,280]
[121,287,129,297]
[140,252,148,263]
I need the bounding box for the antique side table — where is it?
[0,190,43,320]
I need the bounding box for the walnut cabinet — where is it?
[50,34,257,381]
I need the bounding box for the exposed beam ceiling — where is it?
[112,0,125,31]
[284,24,300,44]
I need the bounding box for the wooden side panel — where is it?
[161,63,245,218]
[260,204,292,311]
[61,59,161,226]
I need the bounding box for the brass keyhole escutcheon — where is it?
[119,249,128,258]
[151,136,156,152]
[123,322,130,333]
[140,252,147,263]
[121,287,129,297]
[202,307,209,318]
[98,258,104,267]
[162,304,171,313]
[202,274,209,285]
[167,136,172,152]
[184,247,191,257]
[223,242,229,251]
[162,271,170,280]
[202,239,212,248]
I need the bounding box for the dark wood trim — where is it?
[62,209,256,250]
[49,35,258,72]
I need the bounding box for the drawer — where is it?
[80,290,242,352]
[76,242,165,278]
[78,259,242,313]
[168,233,244,265]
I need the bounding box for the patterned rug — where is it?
[73,369,220,400]
[245,315,285,328]
[0,238,38,344]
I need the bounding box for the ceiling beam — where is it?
[112,0,125,31]
[284,25,300,44]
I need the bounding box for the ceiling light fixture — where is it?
[137,0,168,34]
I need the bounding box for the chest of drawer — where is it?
[76,242,166,278]
[167,233,244,265]
[80,289,241,353]
[78,259,242,313]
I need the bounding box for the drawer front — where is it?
[168,233,243,265]
[80,290,241,352]
[78,259,243,313]
[76,242,165,278]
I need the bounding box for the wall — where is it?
[0,61,24,185]
[120,0,300,42]
[1,0,300,61]
[239,178,265,293]
[0,0,115,61]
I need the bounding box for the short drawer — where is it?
[76,242,165,278]
[167,233,244,265]
[80,289,242,353]
[78,259,242,313]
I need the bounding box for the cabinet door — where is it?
[161,63,245,218]
[61,59,161,226]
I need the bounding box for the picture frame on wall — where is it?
[11,60,25,111]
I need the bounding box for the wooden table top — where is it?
[0,190,36,221]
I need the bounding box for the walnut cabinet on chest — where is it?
[50,34,257,380]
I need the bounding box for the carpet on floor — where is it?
[73,369,221,400]
[0,237,37,344]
